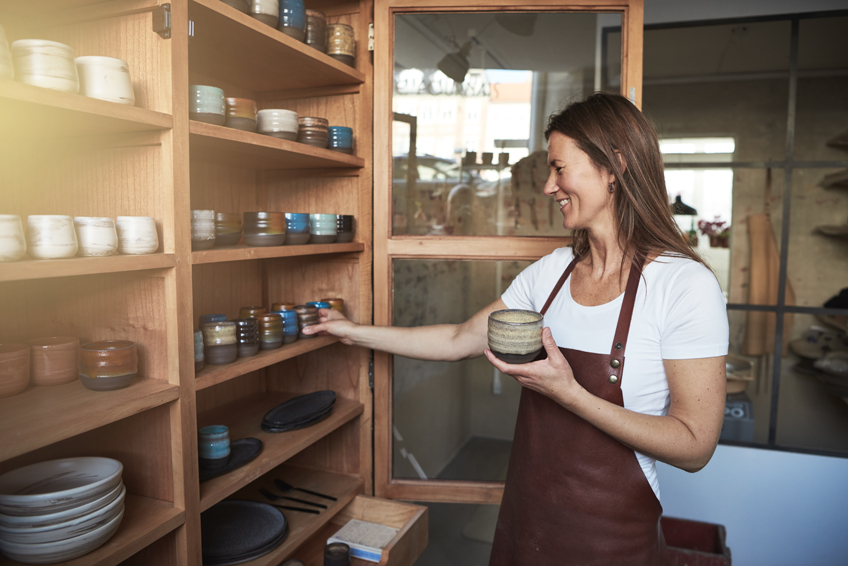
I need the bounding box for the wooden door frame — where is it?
[373,0,644,503]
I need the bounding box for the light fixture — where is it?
[671,195,697,216]
[437,40,472,84]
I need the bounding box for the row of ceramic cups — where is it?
[190,211,354,250]
[194,300,342,370]
[0,28,134,105]
[0,338,139,400]
[0,215,158,262]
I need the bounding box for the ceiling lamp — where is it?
[437,40,473,84]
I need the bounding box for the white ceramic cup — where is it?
[0,215,26,262]
[26,215,78,259]
[191,210,216,250]
[74,217,118,257]
[257,109,298,137]
[75,56,135,106]
[250,0,279,26]
[0,24,13,81]
[11,39,79,94]
[116,216,158,255]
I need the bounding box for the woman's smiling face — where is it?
[543,131,617,233]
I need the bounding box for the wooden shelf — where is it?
[0,378,180,461]
[191,243,364,264]
[222,465,363,566]
[196,336,339,390]
[188,0,365,92]
[0,495,184,566]
[0,81,172,138]
[0,253,177,283]
[189,121,365,170]
[198,393,364,511]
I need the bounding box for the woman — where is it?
[304,92,729,564]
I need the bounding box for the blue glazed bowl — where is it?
[198,425,230,462]
[278,0,306,41]
[328,126,353,148]
[307,301,331,309]
[285,212,309,223]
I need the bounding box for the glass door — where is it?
[373,0,644,505]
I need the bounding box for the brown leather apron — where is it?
[490,255,666,566]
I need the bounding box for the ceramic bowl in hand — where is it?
[488,309,543,364]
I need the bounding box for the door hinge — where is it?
[153,3,171,39]
[368,22,374,52]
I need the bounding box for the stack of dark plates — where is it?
[201,500,287,565]
[261,390,336,433]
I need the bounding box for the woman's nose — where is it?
[543,172,558,196]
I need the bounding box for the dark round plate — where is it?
[199,438,263,483]
[261,391,336,428]
[201,500,286,562]
[261,405,334,433]
[203,521,288,565]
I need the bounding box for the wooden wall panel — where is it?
[286,418,361,475]
[191,261,265,324]
[264,255,361,323]
[260,175,360,217]
[189,161,260,213]
[196,370,266,416]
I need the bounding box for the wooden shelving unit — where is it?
[0,0,426,564]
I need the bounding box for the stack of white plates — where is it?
[0,457,125,564]
[10,39,79,94]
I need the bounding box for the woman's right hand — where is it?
[301,308,359,345]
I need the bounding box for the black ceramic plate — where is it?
[261,406,334,433]
[262,400,335,426]
[261,391,336,427]
[201,500,287,563]
[203,523,289,565]
[199,438,263,483]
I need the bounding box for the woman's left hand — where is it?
[484,327,585,407]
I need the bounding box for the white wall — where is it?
[657,445,848,565]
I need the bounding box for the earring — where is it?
[608,183,615,193]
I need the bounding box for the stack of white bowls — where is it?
[257,109,298,140]
[75,56,135,106]
[10,39,79,94]
[0,24,13,80]
[309,213,337,244]
[0,457,125,564]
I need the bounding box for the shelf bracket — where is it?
[368,23,374,52]
[153,3,172,39]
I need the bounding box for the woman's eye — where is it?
[555,167,563,174]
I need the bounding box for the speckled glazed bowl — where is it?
[487,309,543,364]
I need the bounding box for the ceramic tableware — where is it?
[194,329,204,372]
[294,305,318,338]
[234,318,260,358]
[321,298,344,314]
[309,213,337,244]
[306,301,330,310]
[26,215,78,259]
[116,216,158,255]
[78,340,138,391]
[487,309,544,364]
[250,0,279,27]
[324,542,351,566]
[305,10,327,52]
[326,23,355,66]
[202,322,237,365]
[499,152,510,166]
[74,217,118,257]
[243,212,286,246]
[198,425,230,470]
[191,210,216,251]
[75,56,135,105]
[481,152,494,165]
[278,0,306,42]
[256,109,298,140]
[296,116,328,148]
[225,97,257,132]
[214,212,242,246]
[239,306,266,319]
[27,336,79,387]
[189,85,225,125]
[271,310,298,344]
[255,314,283,350]
[271,302,295,311]
[0,24,13,81]
[335,214,354,243]
[0,215,26,262]
[198,314,227,327]
[284,212,310,245]
[327,126,353,154]
[0,481,123,529]
[11,39,79,93]
[0,344,29,399]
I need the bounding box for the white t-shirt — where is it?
[501,246,729,500]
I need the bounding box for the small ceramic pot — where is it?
[198,425,230,470]
[278,0,306,42]
[336,214,354,243]
[321,298,344,313]
[11,39,79,93]
[297,116,328,148]
[74,217,118,257]
[327,126,353,154]
[26,215,78,259]
[499,152,510,166]
[189,85,226,126]
[191,210,216,251]
[257,109,298,140]
[194,330,204,373]
[243,212,286,246]
[284,212,310,245]
[116,216,159,255]
[214,212,242,247]
[75,56,135,106]
[305,10,327,52]
[294,305,318,338]
[225,97,257,132]
[255,313,283,350]
[0,215,26,262]
[271,310,298,344]
[199,314,227,327]
[324,542,351,566]
[271,302,296,311]
[27,336,80,386]
[309,213,337,244]
[0,344,29,399]
[487,309,544,364]
[239,306,267,319]
[78,340,138,391]
[202,322,238,365]
[306,301,330,310]
[220,0,250,13]
[234,318,260,358]
[481,152,494,165]
[250,0,279,27]
[326,24,355,67]
[0,24,13,81]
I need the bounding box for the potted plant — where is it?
[698,216,731,248]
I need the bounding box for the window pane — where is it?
[392,259,531,481]
[392,12,622,236]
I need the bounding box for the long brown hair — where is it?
[544,93,705,267]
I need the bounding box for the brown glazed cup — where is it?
[271,302,296,311]
[78,340,138,391]
[0,344,30,399]
[487,309,544,364]
[27,336,79,386]
[321,298,344,313]
[202,321,238,365]
[215,212,242,247]
[255,313,283,350]
[239,306,267,319]
[243,212,286,247]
